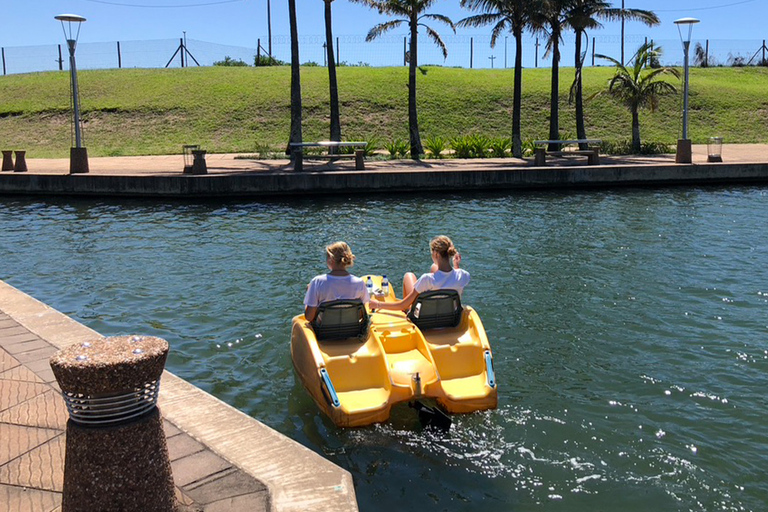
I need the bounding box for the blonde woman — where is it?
[304,241,369,323]
[369,235,469,312]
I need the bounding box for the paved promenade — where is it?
[1,144,767,197]
[0,280,357,512]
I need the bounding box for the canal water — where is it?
[1,187,767,511]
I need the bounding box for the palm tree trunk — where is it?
[575,29,588,149]
[288,0,302,159]
[408,15,423,159]
[631,106,641,153]
[324,0,341,143]
[512,29,523,158]
[548,33,560,152]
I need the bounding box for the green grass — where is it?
[1,65,767,158]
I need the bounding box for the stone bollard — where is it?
[13,150,27,172]
[190,149,207,174]
[50,336,177,512]
[1,150,13,171]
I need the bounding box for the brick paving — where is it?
[0,311,269,512]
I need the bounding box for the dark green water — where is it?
[2,188,767,511]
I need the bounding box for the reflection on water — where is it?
[2,187,767,511]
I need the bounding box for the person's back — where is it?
[304,241,368,323]
[369,235,469,312]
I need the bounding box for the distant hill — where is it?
[0,65,766,158]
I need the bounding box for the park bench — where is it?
[289,141,368,171]
[533,139,602,166]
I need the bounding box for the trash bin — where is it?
[182,144,199,173]
[707,137,723,162]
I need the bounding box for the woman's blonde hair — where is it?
[430,235,457,259]
[326,241,355,267]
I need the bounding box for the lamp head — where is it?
[55,14,86,42]
[674,17,700,44]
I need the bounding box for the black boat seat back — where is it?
[312,300,369,341]
[407,290,463,330]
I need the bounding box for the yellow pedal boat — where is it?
[291,275,498,427]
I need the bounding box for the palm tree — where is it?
[567,1,659,149]
[533,0,570,152]
[458,0,542,158]
[593,42,679,153]
[324,0,342,142]
[355,0,455,158]
[288,0,302,162]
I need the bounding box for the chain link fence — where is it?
[2,35,766,75]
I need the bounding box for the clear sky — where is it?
[3,0,768,69]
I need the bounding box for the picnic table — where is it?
[533,139,602,166]
[289,141,368,171]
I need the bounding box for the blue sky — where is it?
[4,0,767,68]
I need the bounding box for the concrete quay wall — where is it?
[2,162,768,197]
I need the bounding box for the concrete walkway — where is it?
[0,280,357,512]
[5,144,768,175]
[1,144,767,198]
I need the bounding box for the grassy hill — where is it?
[1,65,767,158]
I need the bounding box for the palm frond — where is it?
[456,12,503,29]
[423,25,449,59]
[366,19,405,41]
[421,13,456,31]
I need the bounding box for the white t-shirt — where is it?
[304,274,370,307]
[414,268,471,296]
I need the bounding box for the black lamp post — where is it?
[674,17,700,164]
[55,14,89,174]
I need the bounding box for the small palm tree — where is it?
[355,0,455,158]
[593,42,679,153]
[458,0,542,158]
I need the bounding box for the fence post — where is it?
[117,41,122,68]
[180,38,185,67]
[1,48,5,75]
[763,39,766,65]
[470,37,473,69]
[592,36,595,66]
[504,37,507,68]
[403,37,407,66]
[336,36,339,64]
[58,44,63,71]
[257,38,261,65]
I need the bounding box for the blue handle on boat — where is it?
[320,368,341,408]
[484,350,496,388]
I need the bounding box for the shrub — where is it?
[254,55,286,66]
[423,136,446,158]
[489,137,511,158]
[450,136,473,158]
[601,139,673,155]
[384,139,409,158]
[521,140,536,157]
[214,56,249,67]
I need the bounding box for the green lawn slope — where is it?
[1,65,767,158]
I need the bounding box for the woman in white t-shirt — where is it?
[369,235,469,312]
[304,241,369,323]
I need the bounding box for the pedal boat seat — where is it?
[311,299,369,341]
[407,290,463,330]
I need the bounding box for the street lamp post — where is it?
[674,17,700,164]
[55,14,89,174]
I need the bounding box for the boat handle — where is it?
[320,368,341,408]
[484,350,496,388]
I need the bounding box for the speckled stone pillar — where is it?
[50,335,177,512]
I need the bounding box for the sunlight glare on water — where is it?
[1,186,767,511]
